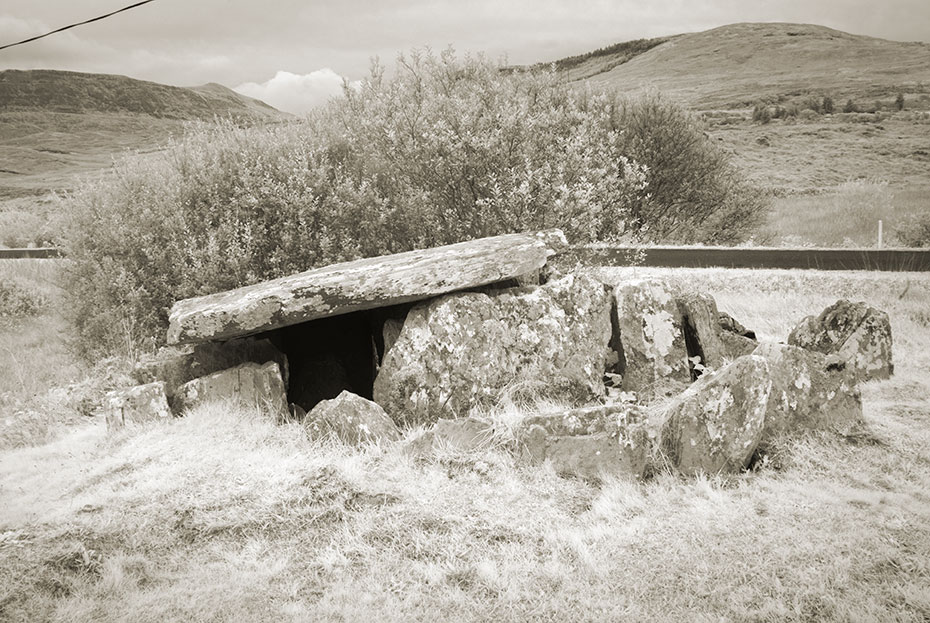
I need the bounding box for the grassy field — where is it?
[1,265,928,621]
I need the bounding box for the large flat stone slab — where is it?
[167,230,566,344]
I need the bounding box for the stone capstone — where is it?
[516,404,650,480]
[303,390,400,446]
[372,273,615,425]
[660,355,772,475]
[167,230,567,344]
[103,382,172,431]
[753,342,863,441]
[613,279,690,399]
[787,299,893,381]
[174,361,289,421]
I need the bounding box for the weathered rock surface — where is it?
[516,404,650,480]
[406,418,496,457]
[660,355,772,475]
[167,230,567,344]
[718,311,756,339]
[677,292,728,373]
[613,279,690,399]
[373,273,614,425]
[131,338,288,401]
[753,343,863,440]
[174,361,289,421]
[304,390,400,446]
[787,300,893,381]
[104,382,172,431]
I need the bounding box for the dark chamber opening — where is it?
[264,304,413,413]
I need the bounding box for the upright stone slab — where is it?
[677,294,758,372]
[660,355,771,475]
[373,273,615,425]
[167,230,567,344]
[174,361,289,421]
[613,279,690,400]
[788,300,893,381]
[753,343,863,441]
[103,382,172,431]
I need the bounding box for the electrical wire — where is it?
[0,0,158,52]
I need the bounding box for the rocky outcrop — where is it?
[788,300,893,381]
[753,343,863,440]
[304,390,400,446]
[613,280,690,399]
[167,230,567,344]
[373,273,615,425]
[103,382,172,431]
[516,404,650,480]
[660,355,771,475]
[174,361,289,421]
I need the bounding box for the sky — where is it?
[2,0,929,114]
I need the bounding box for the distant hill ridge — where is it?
[0,69,287,121]
[546,22,930,109]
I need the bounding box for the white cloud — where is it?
[234,69,348,115]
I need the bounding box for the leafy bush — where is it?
[822,96,834,115]
[0,278,46,321]
[752,103,772,123]
[895,213,930,247]
[843,99,857,113]
[64,51,767,358]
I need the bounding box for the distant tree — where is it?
[843,99,857,113]
[895,92,905,111]
[822,96,834,114]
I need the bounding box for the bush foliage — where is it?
[64,51,768,358]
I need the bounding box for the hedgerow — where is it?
[64,50,767,358]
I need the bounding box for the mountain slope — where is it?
[570,23,930,109]
[0,70,290,209]
[0,69,284,120]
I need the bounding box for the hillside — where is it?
[0,70,291,246]
[569,23,930,110]
[0,69,283,120]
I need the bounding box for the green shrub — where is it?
[822,96,834,115]
[0,278,46,321]
[895,93,905,111]
[752,103,771,123]
[64,51,767,358]
[843,99,857,113]
[895,213,930,247]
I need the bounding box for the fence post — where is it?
[878,220,883,249]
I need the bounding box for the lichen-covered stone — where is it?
[304,391,400,446]
[787,300,893,381]
[103,382,172,431]
[517,404,650,480]
[373,273,614,425]
[405,418,496,457]
[660,355,771,475]
[677,292,728,372]
[753,342,863,440]
[131,338,288,403]
[614,279,690,399]
[167,230,566,344]
[174,361,289,421]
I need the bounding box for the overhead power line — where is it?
[0,0,158,52]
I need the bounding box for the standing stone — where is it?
[373,273,614,425]
[753,343,863,440]
[660,355,772,475]
[131,338,289,403]
[787,300,893,381]
[516,404,650,480]
[304,391,400,446]
[613,279,690,400]
[174,361,289,421]
[103,382,172,431]
[677,292,728,373]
